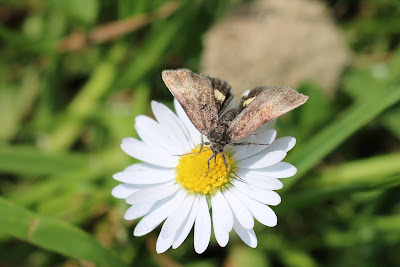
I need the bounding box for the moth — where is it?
[162,68,308,169]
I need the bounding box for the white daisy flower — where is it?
[112,99,297,254]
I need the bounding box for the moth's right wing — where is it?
[228,86,309,141]
[162,69,220,135]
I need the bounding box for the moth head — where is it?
[210,143,224,155]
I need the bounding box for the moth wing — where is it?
[228,86,309,140]
[162,69,219,135]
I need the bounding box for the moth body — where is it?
[207,109,237,155]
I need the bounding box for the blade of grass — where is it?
[44,43,127,151]
[0,24,55,54]
[0,197,127,267]
[0,144,88,176]
[43,0,99,25]
[114,0,197,90]
[284,84,400,191]
[310,153,400,187]
[323,215,400,248]
[0,68,41,141]
[280,175,400,212]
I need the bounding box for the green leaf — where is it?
[0,197,126,267]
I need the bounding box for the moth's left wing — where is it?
[162,69,219,135]
[228,86,308,141]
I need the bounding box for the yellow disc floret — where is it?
[176,146,232,195]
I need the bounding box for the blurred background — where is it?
[1,0,400,266]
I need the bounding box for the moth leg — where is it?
[190,142,211,158]
[173,148,211,157]
[200,141,210,147]
[206,154,215,177]
[222,153,229,171]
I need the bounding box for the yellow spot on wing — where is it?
[214,90,226,103]
[243,96,256,107]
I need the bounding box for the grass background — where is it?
[1,0,400,266]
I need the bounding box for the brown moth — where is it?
[162,68,308,168]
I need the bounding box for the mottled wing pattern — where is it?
[228,86,309,141]
[162,69,218,135]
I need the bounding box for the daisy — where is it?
[112,99,297,254]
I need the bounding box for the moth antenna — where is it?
[172,151,198,157]
[221,153,245,182]
[231,168,245,182]
[230,142,270,146]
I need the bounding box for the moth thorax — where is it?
[208,126,230,154]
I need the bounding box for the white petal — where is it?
[223,189,254,229]
[160,194,195,239]
[113,164,175,185]
[156,234,174,254]
[235,171,283,190]
[230,186,277,227]
[212,208,229,247]
[232,180,281,206]
[111,184,140,199]
[126,182,178,204]
[172,196,200,249]
[210,191,233,232]
[135,115,178,154]
[122,137,134,144]
[231,129,276,161]
[266,137,296,152]
[124,203,154,220]
[194,196,211,254]
[233,218,257,248]
[121,138,178,167]
[238,162,297,178]
[238,150,287,169]
[134,189,187,236]
[151,101,192,153]
[174,99,202,145]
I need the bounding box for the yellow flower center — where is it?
[175,146,232,195]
